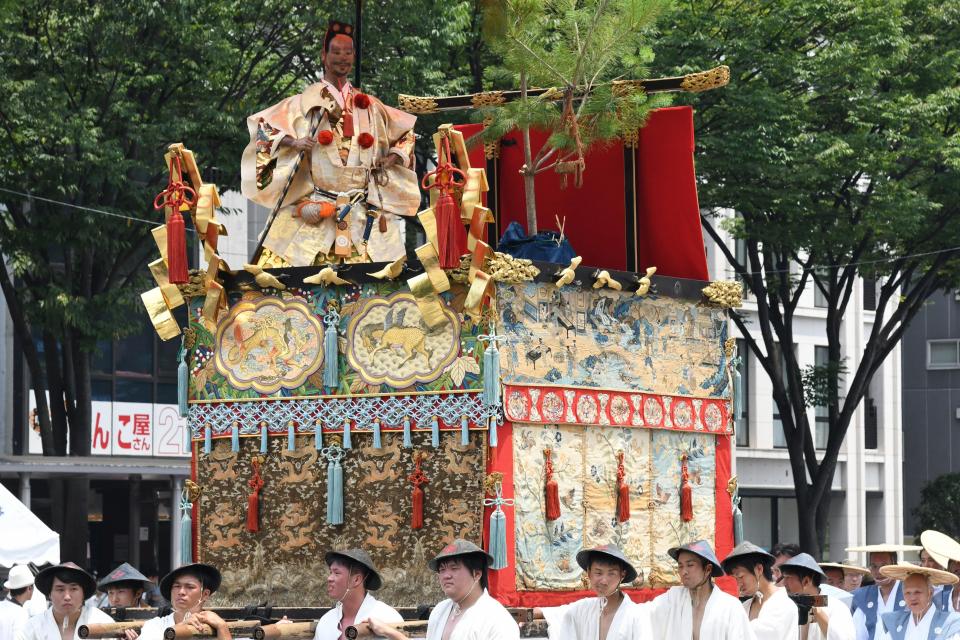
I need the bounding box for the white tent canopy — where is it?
[0,482,59,567]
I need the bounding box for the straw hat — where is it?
[846,544,923,554]
[920,530,960,570]
[819,562,871,576]
[575,544,639,584]
[325,549,384,591]
[879,562,959,586]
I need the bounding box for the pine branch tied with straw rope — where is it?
[476,0,673,234]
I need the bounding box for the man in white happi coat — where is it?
[241,20,421,268]
[313,549,402,640]
[536,543,652,640]
[0,566,35,640]
[778,553,855,640]
[722,541,798,639]
[920,531,960,614]
[137,564,230,640]
[367,539,519,640]
[642,540,756,640]
[876,563,960,640]
[16,564,113,640]
[848,544,922,640]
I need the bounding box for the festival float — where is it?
[139,33,742,634]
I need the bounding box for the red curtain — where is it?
[456,105,710,281]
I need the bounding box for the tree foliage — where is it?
[655,0,960,555]
[914,473,960,540]
[0,0,486,564]
[479,0,672,233]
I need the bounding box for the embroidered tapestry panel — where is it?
[512,423,716,591]
[496,283,729,398]
[195,431,486,606]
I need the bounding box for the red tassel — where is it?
[544,449,561,521]
[342,110,354,138]
[412,486,424,530]
[422,135,468,269]
[246,492,260,532]
[616,451,630,523]
[246,457,264,533]
[153,154,196,285]
[409,453,428,530]
[166,209,189,284]
[435,191,467,269]
[680,454,693,522]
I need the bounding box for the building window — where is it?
[863,278,877,311]
[864,395,878,450]
[735,339,749,447]
[814,346,829,449]
[814,270,829,308]
[928,339,960,369]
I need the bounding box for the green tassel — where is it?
[179,492,193,565]
[402,417,412,448]
[431,416,439,448]
[327,459,344,525]
[482,341,501,406]
[203,424,211,455]
[373,420,382,449]
[733,363,743,424]
[323,310,340,389]
[343,420,352,449]
[489,416,498,447]
[231,424,239,452]
[177,338,189,418]
[483,483,512,571]
[732,489,743,545]
[489,507,507,570]
[460,416,470,446]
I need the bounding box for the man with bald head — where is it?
[849,545,920,640]
[877,564,960,639]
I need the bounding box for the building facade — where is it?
[901,289,960,536]
[703,220,905,558]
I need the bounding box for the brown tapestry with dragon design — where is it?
[194,431,487,606]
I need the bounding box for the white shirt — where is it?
[856,584,906,640]
[313,593,402,640]
[0,600,30,640]
[425,591,519,640]
[541,594,653,640]
[15,606,113,640]
[807,594,856,640]
[743,588,799,640]
[137,612,175,640]
[643,585,757,640]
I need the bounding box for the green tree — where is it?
[0,0,481,564]
[480,0,672,234]
[656,0,960,556]
[914,473,960,540]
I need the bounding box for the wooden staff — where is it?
[163,621,263,640]
[253,621,319,640]
[345,621,428,639]
[345,609,538,639]
[79,622,146,639]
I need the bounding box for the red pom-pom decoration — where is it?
[353,93,370,109]
[316,130,334,145]
[358,132,375,149]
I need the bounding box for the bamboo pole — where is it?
[163,621,263,640]
[253,621,319,640]
[79,622,146,639]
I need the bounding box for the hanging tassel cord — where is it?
[483,477,514,571]
[177,336,189,418]
[478,323,508,408]
[421,133,467,269]
[322,444,345,526]
[544,448,561,522]
[323,308,341,390]
[246,456,265,533]
[152,154,197,284]
[680,453,694,522]
[616,450,630,523]
[179,486,195,565]
[409,453,429,530]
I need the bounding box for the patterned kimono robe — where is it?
[879,608,960,640]
[241,80,420,267]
